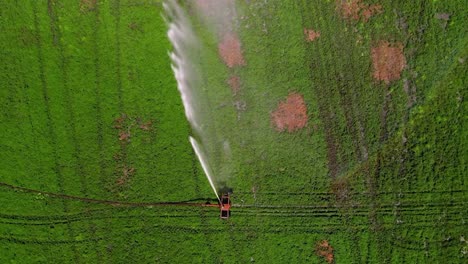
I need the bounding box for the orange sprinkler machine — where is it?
[219,194,231,219]
[201,193,231,219]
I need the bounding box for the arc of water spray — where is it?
[164,0,220,203]
[190,137,220,202]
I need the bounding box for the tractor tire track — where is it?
[365,84,393,262]
[91,1,108,261]
[298,0,347,179]
[0,236,101,245]
[47,0,90,202]
[102,1,126,261]
[46,1,104,261]
[297,1,362,262]
[0,198,464,232]
[4,219,465,242]
[33,1,79,261]
[93,1,106,198]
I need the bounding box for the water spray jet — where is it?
[164,1,232,217]
[190,137,220,203]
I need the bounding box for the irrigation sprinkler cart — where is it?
[220,194,231,219]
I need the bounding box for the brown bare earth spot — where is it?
[218,32,246,68]
[116,166,135,186]
[271,93,308,133]
[128,22,143,33]
[362,4,382,22]
[315,240,334,263]
[227,75,241,95]
[118,131,130,142]
[80,0,97,12]
[139,120,153,131]
[372,41,407,84]
[435,12,451,29]
[18,27,38,46]
[337,0,382,22]
[304,28,321,42]
[331,177,351,204]
[114,117,124,129]
[338,0,361,20]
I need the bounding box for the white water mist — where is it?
[190,137,220,201]
[164,0,233,202]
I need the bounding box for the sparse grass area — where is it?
[0,0,466,263]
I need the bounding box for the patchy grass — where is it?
[0,0,466,263]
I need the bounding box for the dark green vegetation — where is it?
[1,0,466,263]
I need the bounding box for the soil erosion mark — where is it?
[227,75,241,95]
[337,0,383,22]
[315,240,334,263]
[304,28,321,42]
[372,41,407,84]
[218,32,246,68]
[271,93,308,133]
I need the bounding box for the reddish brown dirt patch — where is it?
[114,115,125,129]
[114,114,154,136]
[271,93,308,133]
[139,120,153,131]
[361,4,382,22]
[371,41,407,84]
[315,240,334,263]
[111,114,152,190]
[337,0,382,22]
[80,0,97,12]
[338,0,361,20]
[116,166,135,186]
[114,115,131,142]
[218,32,246,68]
[128,22,143,33]
[304,28,321,42]
[118,131,131,141]
[331,177,351,204]
[227,75,241,95]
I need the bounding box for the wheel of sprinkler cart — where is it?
[220,193,231,219]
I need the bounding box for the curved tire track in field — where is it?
[1,180,464,225]
[297,0,345,179]
[35,1,80,261]
[91,3,106,260]
[297,0,363,261]
[47,0,107,260]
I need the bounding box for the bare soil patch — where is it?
[116,166,135,186]
[139,120,153,131]
[114,114,154,140]
[331,177,351,204]
[304,28,321,42]
[315,240,334,263]
[80,0,97,12]
[128,22,144,33]
[435,12,451,29]
[218,32,246,68]
[271,93,308,133]
[227,75,241,95]
[361,4,382,22]
[371,41,406,84]
[337,0,382,22]
[112,114,153,189]
[18,27,38,46]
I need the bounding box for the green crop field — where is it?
[0,0,466,263]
